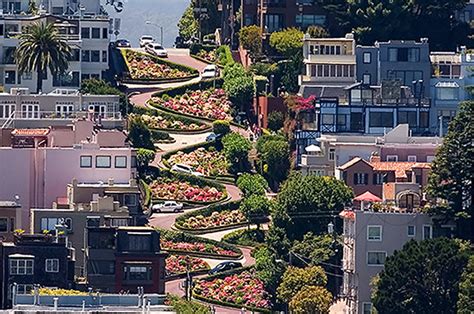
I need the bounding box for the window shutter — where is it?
[364,173,369,185]
[353,173,358,185]
[373,173,377,184]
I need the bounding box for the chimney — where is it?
[370,152,381,163]
[108,178,114,186]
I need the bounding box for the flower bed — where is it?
[181,209,246,230]
[138,113,208,131]
[149,178,224,203]
[151,89,233,121]
[167,147,228,177]
[162,240,238,257]
[193,270,272,311]
[165,255,210,276]
[122,49,197,81]
[196,49,217,63]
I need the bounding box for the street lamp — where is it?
[145,21,163,46]
[327,221,334,234]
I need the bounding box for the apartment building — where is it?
[0,201,21,242]
[85,226,167,294]
[0,0,111,93]
[340,209,434,314]
[0,119,136,231]
[0,233,75,309]
[0,88,122,129]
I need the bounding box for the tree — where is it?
[292,232,340,265]
[289,285,332,314]
[128,115,154,149]
[254,247,286,301]
[272,173,353,240]
[306,25,329,38]
[212,120,230,136]
[236,173,269,197]
[458,255,474,313]
[136,148,155,172]
[426,101,474,241]
[259,138,291,190]
[15,22,72,93]
[221,132,251,174]
[239,25,262,59]
[223,63,255,111]
[373,238,470,314]
[240,194,271,229]
[277,266,327,303]
[178,4,198,41]
[80,79,131,116]
[269,28,304,57]
[267,111,284,132]
[27,0,38,14]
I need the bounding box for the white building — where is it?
[0,0,111,93]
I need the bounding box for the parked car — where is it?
[139,35,154,48]
[206,132,223,142]
[152,201,183,213]
[174,36,187,48]
[208,261,243,275]
[116,39,131,48]
[171,164,204,176]
[145,43,168,58]
[201,64,219,79]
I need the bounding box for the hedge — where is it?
[192,267,272,313]
[150,78,224,99]
[156,227,243,259]
[190,45,233,68]
[221,228,266,248]
[120,49,199,83]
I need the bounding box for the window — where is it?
[369,112,393,128]
[436,87,458,100]
[128,235,151,251]
[80,155,92,168]
[111,218,129,227]
[88,260,115,274]
[91,50,100,62]
[322,114,335,125]
[386,155,398,162]
[124,194,137,206]
[10,259,34,275]
[82,50,90,62]
[21,104,39,119]
[22,72,32,80]
[123,265,152,281]
[420,111,429,128]
[81,27,90,39]
[373,173,384,185]
[354,173,368,185]
[363,303,372,314]
[398,111,417,127]
[131,156,137,168]
[69,49,80,62]
[426,156,435,163]
[115,156,127,168]
[367,226,382,241]
[328,148,335,161]
[0,103,15,119]
[407,225,416,237]
[45,259,59,273]
[363,74,371,84]
[407,155,417,162]
[388,48,419,62]
[40,217,72,231]
[16,284,34,295]
[337,114,346,127]
[363,52,371,64]
[0,218,7,232]
[367,252,386,266]
[5,70,16,84]
[388,48,398,62]
[102,28,108,39]
[423,225,432,240]
[408,48,420,62]
[96,156,111,168]
[296,14,325,28]
[264,14,283,32]
[102,50,108,63]
[91,27,100,39]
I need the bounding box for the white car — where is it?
[146,43,168,57]
[171,164,204,176]
[139,35,154,48]
[201,64,219,79]
[152,201,183,213]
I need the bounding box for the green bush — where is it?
[168,295,210,314]
[222,228,266,247]
[267,111,284,132]
[212,120,231,135]
[151,129,172,141]
[150,78,224,99]
[215,45,234,66]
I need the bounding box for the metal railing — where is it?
[0,110,122,120]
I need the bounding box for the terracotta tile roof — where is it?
[370,161,431,179]
[339,210,355,220]
[12,129,49,137]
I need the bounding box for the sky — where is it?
[104,0,190,48]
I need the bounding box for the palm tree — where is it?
[15,22,72,93]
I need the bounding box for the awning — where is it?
[354,191,382,202]
[9,254,34,259]
[435,81,459,88]
[123,261,153,265]
[305,144,322,153]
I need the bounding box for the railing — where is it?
[0,111,122,120]
[1,110,15,128]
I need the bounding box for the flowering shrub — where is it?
[152,89,233,120]
[193,271,272,309]
[124,50,193,80]
[196,49,217,63]
[149,178,224,202]
[181,209,246,230]
[165,255,210,276]
[161,240,239,257]
[168,148,228,176]
[132,113,207,131]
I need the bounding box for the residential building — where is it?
[0,119,136,231]
[0,201,21,242]
[340,208,435,314]
[338,153,431,208]
[240,0,326,34]
[0,9,111,93]
[0,233,75,309]
[356,38,431,95]
[30,180,136,276]
[0,88,122,129]
[299,124,440,176]
[85,226,167,294]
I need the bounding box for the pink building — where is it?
[0,120,136,231]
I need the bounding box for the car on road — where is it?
[139,35,154,48]
[116,39,131,48]
[152,201,183,213]
[171,164,204,176]
[145,43,168,58]
[208,261,243,275]
[201,64,219,79]
[206,132,223,142]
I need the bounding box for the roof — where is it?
[371,161,431,178]
[435,81,460,88]
[12,129,50,137]
[339,210,355,220]
[300,85,347,99]
[9,254,35,258]
[338,157,370,170]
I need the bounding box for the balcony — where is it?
[300,154,327,167]
[3,111,122,121]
